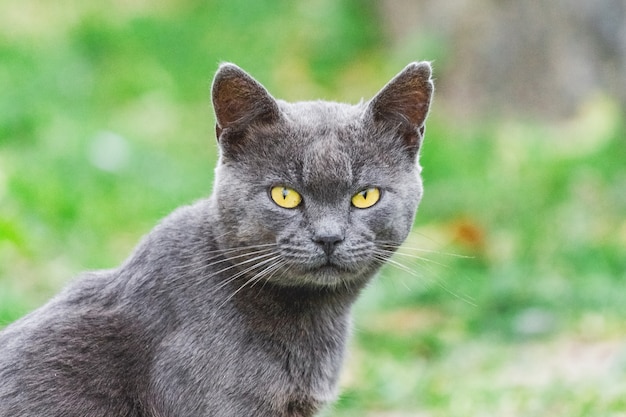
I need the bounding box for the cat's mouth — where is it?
[304,257,360,277]
[318,260,348,272]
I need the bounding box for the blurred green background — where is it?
[1,0,625,415]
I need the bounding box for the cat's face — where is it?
[211,63,433,289]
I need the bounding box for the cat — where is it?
[0,61,433,416]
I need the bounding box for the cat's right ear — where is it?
[366,62,434,156]
[211,63,281,151]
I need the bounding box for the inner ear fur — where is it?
[367,62,434,151]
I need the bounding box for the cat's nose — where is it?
[313,234,344,256]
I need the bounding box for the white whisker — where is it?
[215,255,284,310]
[172,243,278,271]
[377,239,471,259]
[374,245,477,307]
[210,252,281,293]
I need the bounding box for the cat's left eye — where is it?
[270,186,302,209]
[351,187,381,209]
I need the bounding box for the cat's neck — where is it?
[231,279,361,322]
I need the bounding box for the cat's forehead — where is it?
[283,101,365,159]
[279,101,393,190]
[301,134,354,193]
[242,99,411,193]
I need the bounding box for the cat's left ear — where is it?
[367,62,434,154]
[211,63,281,145]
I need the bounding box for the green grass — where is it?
[1,1,625,415]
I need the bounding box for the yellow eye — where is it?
[270,186,302,209]
[351,187,381,209]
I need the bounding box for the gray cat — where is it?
[0,62,433,416]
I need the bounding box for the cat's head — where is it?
[210,63,433,289]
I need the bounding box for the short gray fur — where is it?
[0,62,433,416]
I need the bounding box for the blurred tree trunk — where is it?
[378,0,626,120]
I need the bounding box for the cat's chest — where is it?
[152,299,350,416]
[266,347,341,416]
[151,324,343,417]
[260,316,348,413]
[238,299,350,415]
[282,330,344,400]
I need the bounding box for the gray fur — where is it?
[0,62,433,416]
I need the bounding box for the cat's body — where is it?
[0,63,433,416]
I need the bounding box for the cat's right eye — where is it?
[270,186,302,209]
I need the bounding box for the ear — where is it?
[367,62,434,153]
[211,63,281,142]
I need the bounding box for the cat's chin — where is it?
[285,261,376,290]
